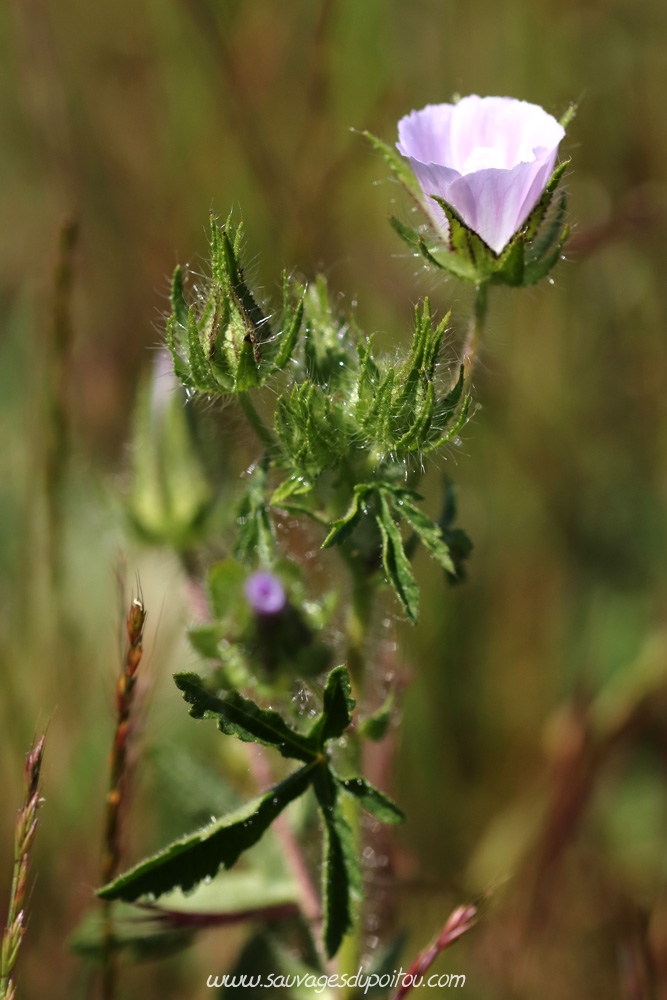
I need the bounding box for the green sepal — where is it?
[522,160,569,243]
[528,189,568,264]
[559,103,577,130]
[524,223,570,287]
[423,393,471,453]
[98,763,317,902]
[362,131,425,206]
[174,673,319,763]
[170,266,189,341]
[431,196,498,275]
[273,289,304,370]
[490,234,525,287]
[389,216,479,282]
[335,775,405,824]
[219,225,272,352]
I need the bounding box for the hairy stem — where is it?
[339,569,376,990]
[461,282,489,384]
[239,392,276,450]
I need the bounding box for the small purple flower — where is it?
[397,95,565,255]
[244,571,287,616]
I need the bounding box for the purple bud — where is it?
[397,95,565,255]
[244,571,287,616]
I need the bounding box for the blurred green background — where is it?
[2,0,667,997]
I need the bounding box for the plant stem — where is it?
[0,735,46,1000]
[339,568,376,991]
[461,282,489,385]
[239,392,275,449]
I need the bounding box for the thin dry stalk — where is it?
[0,734,46,1000]
[391,904,477,1000]
[100,591,146,1000]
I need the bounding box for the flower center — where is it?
[461,145,507,173]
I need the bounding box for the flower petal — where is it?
[446,153,557,254]
[448,95,564,174]
[397,103,455,164]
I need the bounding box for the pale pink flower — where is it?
[397,95,565,254]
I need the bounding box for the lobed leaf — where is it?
[335,775,405,825]
[309,665,355,747]
[312,767,361,959]
[98,764,316,903]
[174,674,319,763]
[388,489,456,574]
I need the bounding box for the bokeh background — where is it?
[2,1,667,997]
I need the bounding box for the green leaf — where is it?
[362,131,425,205]
[207,559,247,619]
[187,624,225,659]
[335,776,405,825]
[309,666,355,747]
[437,476,473,584]
[359,690,394,742]
[271,475,313,506]
[389,489,456,574]
[312,767,361,959]
[174,674,319,763]
[69,903,193,962]
[321,484,372,548]
[235,462,274,566]
[376,492,420,623]
[98,763,317,902]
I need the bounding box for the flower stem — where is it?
[461,282,489,384]
[0,735,46,1000]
